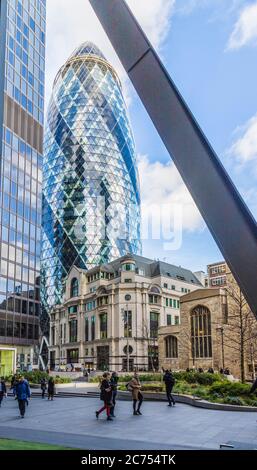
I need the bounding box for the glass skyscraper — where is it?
[0,0,46,375]
[41,42,141,338]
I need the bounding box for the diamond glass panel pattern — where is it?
[41,42,141,331]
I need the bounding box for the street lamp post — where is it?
[122,305,130,372]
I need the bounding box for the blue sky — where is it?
[46,0,257,274]
[128,0,257,272]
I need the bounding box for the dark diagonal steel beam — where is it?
[89,0,257,316]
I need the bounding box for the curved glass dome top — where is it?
[55,41,119,87]
[69,41,106,61]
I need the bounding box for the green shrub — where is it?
[23,371,49,384]
[196,373,221,385]
[6,371,72,385]
[54,376,72,384]
[225,396,245,406]
[141,383,163,392]
[3,375,13,382]
[118,385,127,391]
[173,371,221,386]
[192,387,209,398]
[210,381,251,397]
[118,375,134,383]
[90,373,163,383]
[119,374,162,383]
[89,376,102,383]
[244,398,257,407]
[211,391,222,399]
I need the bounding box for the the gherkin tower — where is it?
[41,42,141,335]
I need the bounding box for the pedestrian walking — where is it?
[163,370,176,407]
[24,378,30,406]
[47,377,55,400]
[128,372,143,416]
[16,376,31,418]
[110,372,119,417]
[40,378,47,399]
[96,372,113,421]
[0,377,7,407]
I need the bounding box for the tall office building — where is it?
[41,42,141,340]
[0,0,46,376]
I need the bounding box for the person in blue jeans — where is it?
[16,376,31,418]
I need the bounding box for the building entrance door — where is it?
[97,346,109,371]
[67,349,79,364]
[49,351,56,371]
[122,358,134,372]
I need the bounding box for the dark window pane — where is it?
[14,322,20,338]
[7,320,13,336]
[0,319,6,336]
[28,324,33,339]
[21,323,27,338]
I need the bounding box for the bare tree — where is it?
[142,317,156,372]
[222,274,257,382]
[177,327,196,368]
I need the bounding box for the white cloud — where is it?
[176,0,243,18]
[45,0,175,107]
[227,2,257,50]
[138,155,204,233]
[128,0,175,48]
[228,114,257,163]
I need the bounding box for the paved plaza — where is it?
[0,396,257,450]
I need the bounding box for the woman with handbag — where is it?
[129,372,144,416]
[96,372,113,421]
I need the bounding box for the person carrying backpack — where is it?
[96,372,113,421]
[16,376,31,418]
[128,372,144,416]
[163,370,175,407]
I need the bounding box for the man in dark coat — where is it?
[40,378,47,399]
[48,377,55,400]
[110,372,119,417]
[0,377,7,407]
[16,376,31,418]
[96,372,113,421]
[163,370,176,406]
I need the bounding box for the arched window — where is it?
[191,305,212,359]
[98,287,107,295]
[150,286,161,294]
[165,336,178,358]
[70,278,79,298]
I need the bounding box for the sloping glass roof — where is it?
[69,41,106,60]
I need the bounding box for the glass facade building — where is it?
[0,0,46,370]
[41,42,141,337]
